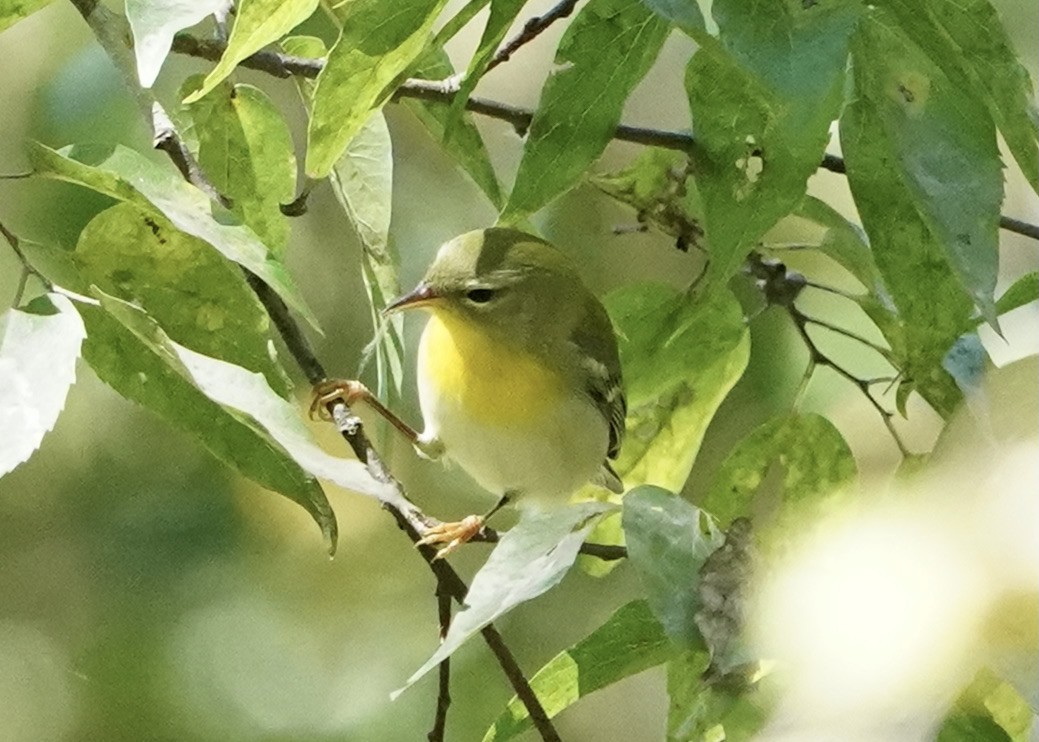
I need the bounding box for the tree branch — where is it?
[68,4,561,739]
[168,33,1039,243]
[484,0,580,74]
[428,587,453,742]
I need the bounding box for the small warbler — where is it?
[315,228,625,557]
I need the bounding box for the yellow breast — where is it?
[418,312,563,429]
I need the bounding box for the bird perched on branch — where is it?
[314,228,626,557]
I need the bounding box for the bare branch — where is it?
[167,33,1039,243]
[485,0,580,73]
[428,588,453,742]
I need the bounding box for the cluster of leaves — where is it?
[1,0,1037,740]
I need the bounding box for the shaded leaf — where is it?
[501,0,669,221]
[306,0,449,177]
[793,196,884,297]
[638,0,705,35]
[188,81,296,256]
[483,599,673,742]
[328,111,404,399]
[702,413,856,529]
[0,293,84,478]
[126,0,227,88]
[844,7,1002,323]
[685,0,861,285]
[393,502,612,697]
[183,0,319,102]
[877,0,1039,194]
[623,485,722,647]
[74,202,291,397]
[406,49,504,207]
[81,290,339,552]
[27,142,318,328]
[0,0,54,33]
[666,650,767,742]
[694,518,755,681]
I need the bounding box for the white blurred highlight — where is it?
[749,360,1038,742]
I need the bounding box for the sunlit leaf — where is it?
[27,142,319,329]
[501,0,669,221]
[306,0,449,177]
[994,273,1039,317]
[80,290,340,552]
[623,485,722,647]
[844,8,1002,324]
[582,283,748,573]
[126,0,227,88]
[0,293,84,478]
[0,0,54,33]
[876,0,1039,194]
[74,202,292,397]
[329,111,404,399]
[406,49,504,207]
[393,502,612,697]
[483,600,673,741]
[685,0,861,285]
[183,0,319,102]
[701,413,856,529]
[187,80,296,256]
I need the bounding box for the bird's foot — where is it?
[309,379,369,421]
[416,515,485,560]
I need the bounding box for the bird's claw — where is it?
[416,515,485,560]
[310,379,369,421]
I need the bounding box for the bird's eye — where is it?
[466,288,495,304]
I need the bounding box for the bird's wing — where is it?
[570,296,626,462]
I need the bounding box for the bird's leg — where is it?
[417,494,512,560]
[310,379,441,458]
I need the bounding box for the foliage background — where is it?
[0,0,1036,739]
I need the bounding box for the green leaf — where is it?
[126,0,227,87]
[183,0,320,103]
[27,142,319,329]
[305,0,449,177]
[79,291,338,551]
[187,81,296,257]
[793,196,884,296]
[406,49,504,207]
[328,111,404,399]
[482,600,673,742]
[622,485,722,647]
[995,272,1039,317]
[393,502,612,698]
[938,712,1013,742]
[0,0,53,34]
[0,293,85,478]
[944,668,1035,742]
[609,283,749,491]
[446,0,527,130]
[876,0,1039,194]
[582,283,747,574]
[684,0,861,285]
[666,650,767,742]
[845,8,1003,324]
[702,413,856,529]
[638,0,706,35]
[74,202,292,397]
[501,0,669,221]
[590,148,705,249]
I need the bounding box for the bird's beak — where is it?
[384,283,439,314]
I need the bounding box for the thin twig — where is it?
[802,314,894,361]
[68,3,562,738]
[485,0,580,73]
[428,587,453,742]
[1,218,48,306]
[167,33,1039,243]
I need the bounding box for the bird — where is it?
[313,227,626,557]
